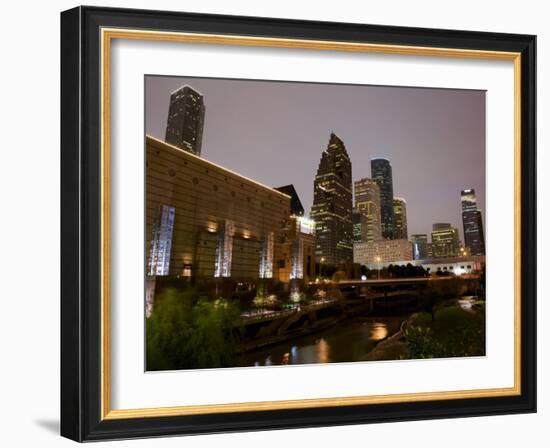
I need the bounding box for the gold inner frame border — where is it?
[99,27,522,420]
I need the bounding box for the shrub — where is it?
[146,288,242,370]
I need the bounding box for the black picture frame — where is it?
[61,5,536,442]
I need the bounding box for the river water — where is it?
[238,316,404,367]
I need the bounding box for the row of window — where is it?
[429,265,472,271]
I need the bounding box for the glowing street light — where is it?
[375,255,381,280]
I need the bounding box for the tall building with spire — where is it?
[393,197,408,240]
[371,158,395,239]
[461,189,485,255]
[165,85,205,156]
[354,178,382,242]
[310,133,353,266]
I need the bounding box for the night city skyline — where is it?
[145,76,487,371]
[145,75,486,243]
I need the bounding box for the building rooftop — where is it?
[146,135,290,199]
[274,184,305,216]
[169,84,204,97]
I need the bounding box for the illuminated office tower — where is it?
[431,223,460,258]
[310,133,353,266]
[354,178,382,242]
[411,234,429,260]
[393,197,408,240]
[371,158,395,239]
[461,189,485,256]
[352,210,368,243]
[165,85,205,156]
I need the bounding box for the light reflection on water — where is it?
[316,338,330,363]
[239,317,402,367]
[369,322,389,341]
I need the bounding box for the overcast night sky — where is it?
[145,76,485,242]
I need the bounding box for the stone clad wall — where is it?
[146,136,291,280]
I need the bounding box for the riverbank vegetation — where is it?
[146,288,242,371]
[364,295,485,361]
[404,301,485,358]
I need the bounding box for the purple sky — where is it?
[145,76,485,242]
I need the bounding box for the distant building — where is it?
[431,223,460,258]
[352,210,368,243]
[371,158,395,239]
[354,178,382,242]
[363,255,485,275]
[165,85,205,156]
[393,197,408,240]
[461,189,485,255]
[146,135,290,280]
[426,242,433,258]
[353,239,413,266]
[419,256,485,276]
[275,184,305,216]
[278,215,316,282]
[411,234,429,260]
[310,133,353,266]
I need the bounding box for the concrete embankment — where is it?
[238,316,342,353]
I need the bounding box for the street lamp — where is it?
[320,257,325,279]
[375,256,381,280]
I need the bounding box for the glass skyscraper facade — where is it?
[165,85,205,156]
[310,133,353,266]
[354,178,382,242]
[352,210,368,243]
[371,158,395,239]
[431,223,460,258]
[411,234,429,260]
[461,189,485,256]
[393,197,408,240]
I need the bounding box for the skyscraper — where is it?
[371,158,395,239]
[411,234,429,260]
[393,197,408,240]
[352,210,368,243]
[165,85,205,156]
[310,133,353,266]
[461,189,485,256]
[354,178,382,242]
[431,223,460,258]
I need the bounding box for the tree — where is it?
[146,288,242,370]
[419,278,465,321]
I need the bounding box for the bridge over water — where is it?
[337,274,480,288]
[241,274,481,326]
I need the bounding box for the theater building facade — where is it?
[146,135,292,282]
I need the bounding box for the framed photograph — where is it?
[60,6,536,441]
